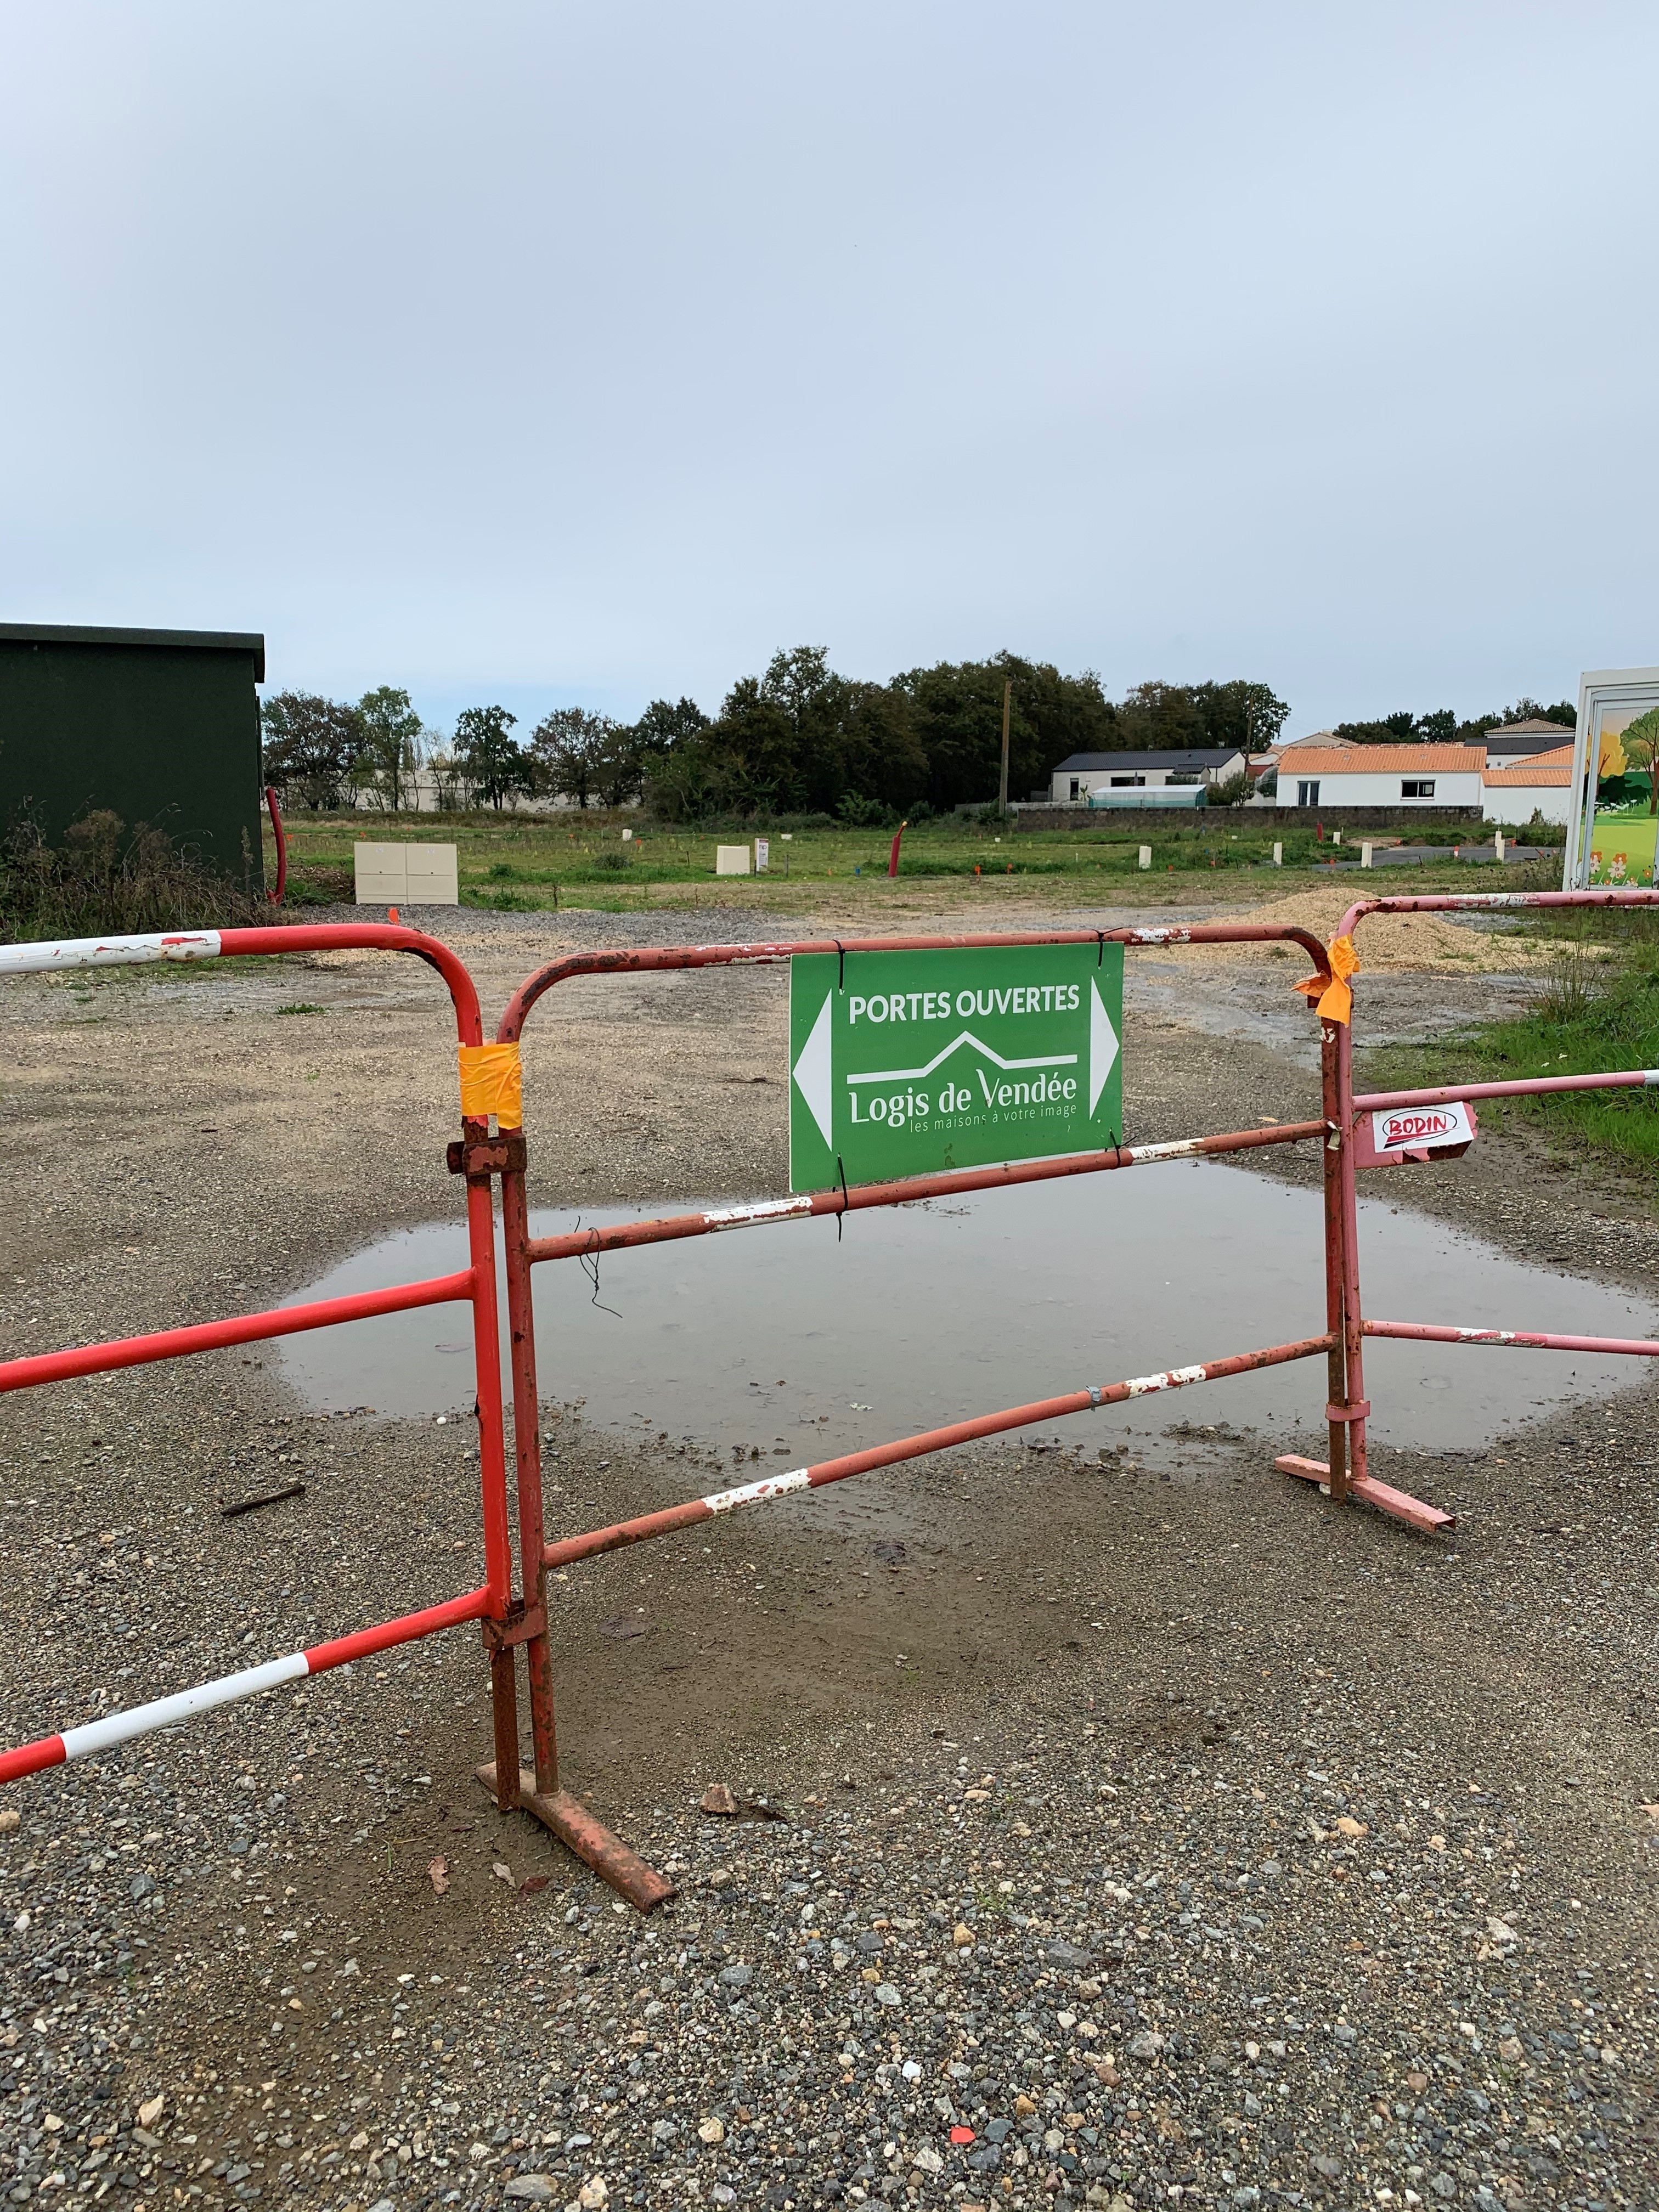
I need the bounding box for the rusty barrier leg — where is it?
[1319,1016,1350,1503]
[482,1138,674,1908]
[1275,1008,1457,1531]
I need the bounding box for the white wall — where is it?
[1052,753,1242,802]
[1482,783,1572,826]
[1276,770,1484,808]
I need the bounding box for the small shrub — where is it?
[0,811,266,943]
[1533,941,1601,1026]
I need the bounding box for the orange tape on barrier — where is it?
[1292,933,1359,1025]
[458,1042,523,1128]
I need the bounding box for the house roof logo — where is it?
[791,975,1119,1148]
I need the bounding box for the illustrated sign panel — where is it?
[788,944,1124,1192]
[1565,666,1659,889]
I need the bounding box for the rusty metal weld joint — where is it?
[1324,1400,1372,1423]
[479,1599,545,1652]
[447,1130,528,1180]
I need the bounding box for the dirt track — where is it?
[1,886,1655,2212]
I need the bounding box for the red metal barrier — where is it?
[0,923,514,1794]
[15,899,1640,1904]
[480,923,1370,1908]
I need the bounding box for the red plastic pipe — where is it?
[888,822,907,877]
[264,786,287,904]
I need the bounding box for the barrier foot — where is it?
[475,1762,676,1912]
[1275,1454,1456,1534]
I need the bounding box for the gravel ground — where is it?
[1,888,1655,2212]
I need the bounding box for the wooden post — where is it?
[998,680,1012,816]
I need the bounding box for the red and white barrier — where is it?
[0,1588,489,1786]
[0,929,222,975]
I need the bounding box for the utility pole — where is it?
[998,680,1012,815]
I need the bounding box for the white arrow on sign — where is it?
[1088,976,1119,1115]
[793,991,834,1147]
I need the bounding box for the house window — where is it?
[1401,779,1436,799]
[1110,774,1146,787]
[1296,780,1320,806]
[1166,772,1202,786]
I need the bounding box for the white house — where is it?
[1049,747,1245,803]
[1274,744,1486,810]
[1482,743,1575,826]
[1483,718,1578,772]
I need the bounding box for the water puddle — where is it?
[278,1162,1657,1465]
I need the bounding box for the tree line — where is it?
[260,653,1291,821]
[1329,696,1577,746]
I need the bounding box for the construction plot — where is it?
[1,889,1655,2211]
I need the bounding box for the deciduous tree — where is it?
[454,705,529,810]
[260,691,365,810]
[356,686,426,811]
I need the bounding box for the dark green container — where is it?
[0,623,266,884]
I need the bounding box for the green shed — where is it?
[0,622,266,884]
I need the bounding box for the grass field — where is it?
[269,806,1551,914]
[1363,901,1659,1177]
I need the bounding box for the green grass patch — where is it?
[1362,937,1659,1176]
[266,806,1510,911]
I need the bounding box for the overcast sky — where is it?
[2,3,1653,737]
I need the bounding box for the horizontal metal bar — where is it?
[0,1268,477,1396]
[526,1120,1330,1268]
[0,1587,490,1786]
[1363,1318,1659,1357]
[498,924,1335,1043]
[1354,1070,1658,1113]
[1340,888,1659,941]
[0,929,223,975]
[0,921,487,1045]
[543,1331,1334,1571]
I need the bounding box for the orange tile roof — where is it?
[1488,742,1575,768]
[1484,764,1572,787]
[1277,746,1486,775]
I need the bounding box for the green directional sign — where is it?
[788,942,1123,1192]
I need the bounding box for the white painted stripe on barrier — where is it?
[1455,1328,1517,1344]
[1122,1362,1207,1397]
[1645,1071,1659,1088]
[60,1651,308,1760]
[1127,927,1191,945]
[0,929,222,977]
[703,1469,811,1515]
[704,1198,815,1230]
[1122,1138,1202,1164]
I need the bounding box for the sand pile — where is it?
[1152,886,1568,974]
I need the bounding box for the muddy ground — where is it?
[1,884,1655,2212]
